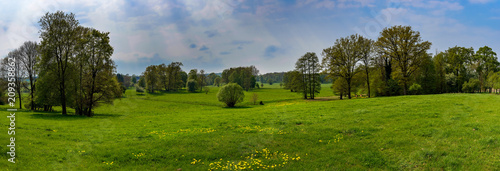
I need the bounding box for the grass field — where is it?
[1,83,500,170]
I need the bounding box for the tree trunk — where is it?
[403,81,407,95]
[30,74,35,110]
[61,78,67,115]
[365,68,370,98]
[347,78,352,99]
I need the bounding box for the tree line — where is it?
[0,11,122,116]
[284,25,500,100]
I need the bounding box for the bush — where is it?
[386,79,400,96]
[251,93,258,105]
[217,83,245,107]
[409,83,422,95]
[462,79,480,93]
[187,79,198,92]
[135,85,145,94]
[203,87,210,94]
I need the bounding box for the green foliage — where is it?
[138,77,146,88]
[296,52,322,99]
[375,25,432,95]
[323,34,372,99]
[222,66,258,91]
[216,83,244,107]
[332,78,348,99]
[203,86,210,94]
[132,76,137,84]
[267,79,273,85]
[462,79,480,93]
[443,46,474,92]
[409,83,423,95]
[250,93,258,105]
[214,77,221,87]
[187,79,198,93]
[386,79,401,96]
[135,84,145,94]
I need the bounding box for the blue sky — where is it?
[1,0,500,75]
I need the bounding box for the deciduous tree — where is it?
[375,25,431,95]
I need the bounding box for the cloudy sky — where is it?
[1,0,499,75]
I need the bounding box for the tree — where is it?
[473,46,499,92]
[217,83,244,107]
[332,78,348,99]
[359,38,374,97]
[267,78,273,85]
[207,72,218,85]
[375,25,432,95]
[223,66,258,91]
[38,11,81,115]
[138,76,146,88]
[144,65,160,93]
[75,28,121,116]
[296,52,321,99]
[322,34,365,99]
[132,75,137,84]
[283,70,303,92]
[167,62,184,91]
[443,46,474,93]
[186,79,198,92]
[251,93,258,105]
[188,69,198,92]
[18,41,39,110]
[462,78,480,93]
[198,69,206,92]
[487,71,500,93]
[414,53,437,94]
[214,77,221,87]
[409,83,422,95]
[5,49,25,109]
[434,52,447,93]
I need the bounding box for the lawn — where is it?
[1,84,500,170]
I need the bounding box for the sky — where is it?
[1,0,500,75]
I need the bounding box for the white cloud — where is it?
[469,0,495,4]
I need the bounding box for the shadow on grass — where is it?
[146,90,190,96]
[30,112,123,120]
[222,106,253,109]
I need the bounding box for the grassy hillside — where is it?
[1,84,500,170]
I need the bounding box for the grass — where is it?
[1,83,500,170]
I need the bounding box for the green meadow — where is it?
[1,84,500,170]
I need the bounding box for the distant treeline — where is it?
[258,72,331,84]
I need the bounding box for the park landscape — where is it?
[3,1,500,171]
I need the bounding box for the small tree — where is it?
[268,79,273,85]
[261,83,264,88]
[217,83,245,107]
[187,79,198,92]
[409,83,422,95]
[251,93,258,105]
[138,77,146,88]
[135,84,145,94]
[203,86,210,94]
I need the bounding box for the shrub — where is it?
[409,83,422,95]
[217,83,245,107]
[135,85,145,94]
[462,79,480,93]
[203,87,210,94]
[187,79,198,92]
[251,93,258,105]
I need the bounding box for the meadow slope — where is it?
[1,84,500,170]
